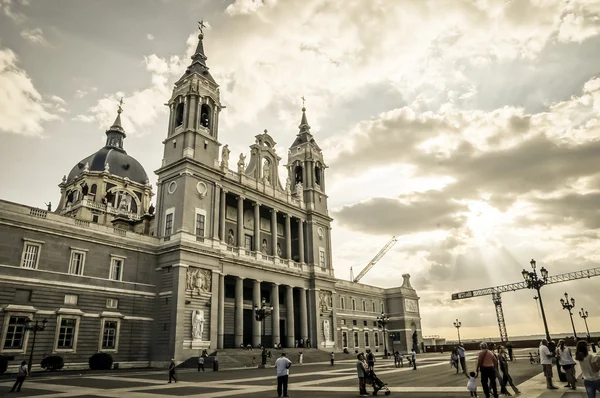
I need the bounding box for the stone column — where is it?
[299,287,308,343]
[271,283,280,347]
[219,189,226,242]
[213,184,221,240]
[237,196,244,247]
[252,279,261,347]
[210,270,220,348]
[285,215,292,260]
[234,276,244,347]
[298,220,305,263]
[271,209,278,256]
[285,285,295,348]
[217,273,225,348]
[253,202,260,252]
[167,103,174,136]
[187,95,197,129]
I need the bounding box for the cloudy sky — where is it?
[2,0,600,341]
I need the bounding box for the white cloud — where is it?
[20,28,49,47]
[1,0,27,25]
[0,47,58,136]
[146,33,154,41]
[50,95,66,105]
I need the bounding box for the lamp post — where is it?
[376,312,390,358]
[560,292,578,340]
[23,318,47,374]
[579,308,591,341]
[254,297,273,367]
[521,259,552,343]
[453,319,462,344]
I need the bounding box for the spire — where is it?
[105,97,126,150]
[180,20,216,84]
[298,106,311,134]
[290,101,319,149]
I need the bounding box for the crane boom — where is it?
[353,236,398,283]
[450,265,600,342]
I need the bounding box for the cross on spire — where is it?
[198,19,206,34]
[301,96,306,109]
[117,97,124,114]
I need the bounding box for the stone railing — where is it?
[29,208,48,218]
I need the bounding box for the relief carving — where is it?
[186,268,212,294]
[319,290,333,312]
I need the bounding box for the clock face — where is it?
[244,210,254,229]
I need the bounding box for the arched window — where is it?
[315,165,322,185]
[90,184,97,196]
[200,104,211,129]
[294,165,303,184]
[175,103,184,127]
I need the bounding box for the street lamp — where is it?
[560,293,578,340]
[23,318,47,374]
[376,312,390,358]
[453,319,462,344]
[521,259,552,343]
[254,297,273,367]
[579,308,591,341]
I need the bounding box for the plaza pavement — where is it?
[0,349,588,397]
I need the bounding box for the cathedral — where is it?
[0,29,422,370]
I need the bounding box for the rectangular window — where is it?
[373,321,378,327]
[375,332,379,346]
[319,247,326,268]
[102,320,118,350]
[372,302,376,312]
[164,210,174,236]
[57,318,76,349]
[342,332,348,348]
[352,320,357,326]
[92,214,99,223]
[68,250,86,275]
[381,302,384,313]
[353,332,359,348]
[110,257,124,281]
[244,235,253,251]
[365,332,370,347]
[363,320,367,326]
[21,242,41,269]
[3,316,28,349]
[340,297,345,309]
[341,319,346,325]
[64,294,78,305]
[352,299,356,311]
[362,301,366,312]
[106,299,118,309]
[195,211,206,237]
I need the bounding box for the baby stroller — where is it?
[369,370,391,395]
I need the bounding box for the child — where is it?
[466,371,478,397]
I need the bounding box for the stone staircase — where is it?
[178,348,336,370]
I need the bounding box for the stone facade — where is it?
[0,30,422,371]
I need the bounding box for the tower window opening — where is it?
[173,140,177,149]
[315,165,321,185]
[90,184,97,195]
[204,141,208,150]
[294,165,303,184]
[200,104,211,129]
[175,103,184,127]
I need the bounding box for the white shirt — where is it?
[539,345,552,365]
[579,354,600,381]
[556,347,575,366]
[198,357,204,364]
[275,357,292,377]
[467,376,477,391]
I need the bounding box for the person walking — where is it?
[275,352,292,398]
[492,348,509,396]
[498,346,521,396]
[411,349,417,370]
[198,355,205,372]
[298,352,303,365]
[356,353,369,397]
[556,340,577,390]
[476,342,498,398]
[168,358,177,383]
[539,339,558,390]
[575,340,600,397]
[466,371,479,397]
[506,343,514,361]
[366,350,375,372]
[10,361,28,393]
[330,352,335,366]
[394,351,401,368]
[458,344,467,374]
[451,348,459,373]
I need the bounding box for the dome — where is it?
[67,147,149,184]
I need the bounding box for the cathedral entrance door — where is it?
[279,319,286,347]
[243,309,253,347]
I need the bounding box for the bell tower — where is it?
[161,24,224,169]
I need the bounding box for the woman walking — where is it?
[556,340,577,390]
[575,340,600,398]
[451,348,459,373]
[356,353,369,397]
[498,346,521,396]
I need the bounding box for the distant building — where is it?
[0,29,422,370]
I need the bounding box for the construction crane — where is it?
[452,266,600,342]
[350,236,398,283]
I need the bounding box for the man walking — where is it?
[168,358,177,383]
[476,342,498,398]
[330,352,335,366]
[198,356,205,372]
[457,344,467,373]
[411,349,417,370]
[539,339,558,390]
[275,352,292,398]
[10,361,28,392]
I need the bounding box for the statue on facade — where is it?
[62,175,67,183]
[192,309,205,340]
[227,229,235,246]
[323,319,331,343]
[104,162,110,172]
[83,162,90,172]
[148,203,155,215]
[295,182,303,200]
[285,177,291,194]
[237,153,246,174]
[412,330,419,351]
[277,243,282,257]
[221,144,230,169]
[119,192,130,212]
[263,160,271,184]
[261,239,268,255]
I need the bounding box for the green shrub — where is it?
[0,356,8,375]
[41,355,64,371]
[89,353,113,370]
